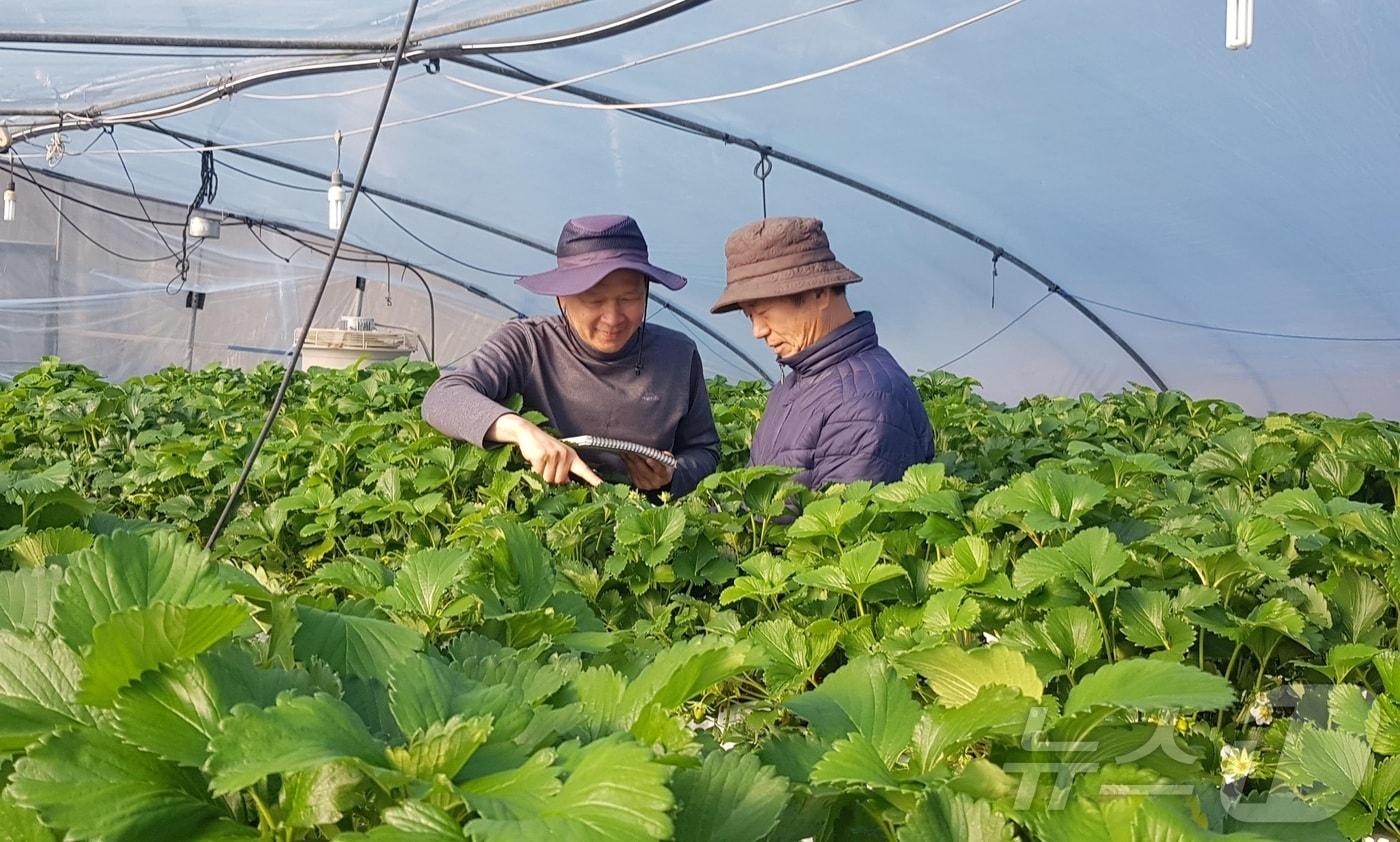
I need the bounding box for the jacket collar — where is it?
[780,311,877,377]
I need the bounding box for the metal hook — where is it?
[753,148,773,217]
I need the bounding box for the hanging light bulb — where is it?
[327,130,345,231]
[327,170,345,230]
[1226,0,1254,49]
[3,151,14,223]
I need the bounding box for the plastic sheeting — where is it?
[0,173,512,381]
[2,0,1398,415]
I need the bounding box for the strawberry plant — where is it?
[1,358,1398,840]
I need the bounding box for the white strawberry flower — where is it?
[1220,744,1257,785]
[1247,692,1273,725]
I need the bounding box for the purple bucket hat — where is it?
[516,214,687,296]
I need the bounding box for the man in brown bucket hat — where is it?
[712,216,932,487]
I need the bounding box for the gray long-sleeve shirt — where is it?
[421,316,720,495]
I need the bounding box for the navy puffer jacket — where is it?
[748,312,934,487]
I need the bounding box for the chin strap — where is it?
[634,282,650,375]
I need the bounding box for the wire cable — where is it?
[108,127,183,261]
[242,71,429,100]
[937,291,1051,371]
[5,0,857,159]
[363,193,522,278]
[402,264,437,361]
[441,0,1024,112]
[1,0,715,152]
[11,154,192,263]
[1074,295,1400,343]
[205,0,423,552]
[265,222,524,319]
[0,44,371,59]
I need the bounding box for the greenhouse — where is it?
[1,1,1399,840]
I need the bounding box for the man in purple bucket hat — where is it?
[711,216,933,487]
[423,215,719,495]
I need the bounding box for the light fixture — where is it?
[3,151,14,222]
[327,130,345,231]
[186,211,220,239]
[1226,0,1254,50]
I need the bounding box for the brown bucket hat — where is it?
[710,216,862,314]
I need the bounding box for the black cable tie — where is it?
[1047,283,1061,295]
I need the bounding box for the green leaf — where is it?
[465,735,673,842]
[787,656,922,764]
[809,732,904,791]
[294,603,424,681]
[491,521,554,613]
[921,588,981,636]
[1366,755,1400,812]
[927,536,991,589]
[9,728,224,842]
[279,762,365,829]
[78,602,249,705]
[206,693,387,794]
[0,630,91,753]
[1063,659,1233,716]
[1328,684,1371,737]
[1013,527,1127,597]
[615,507,687,568]
[0,566,63,633]
[995,469,1107,532]
[386,714,492,780]
[54,530,229,646]
[0,524,27,550]
[378,548,469,618]
[787,497,866,542]
[457,749,562,818]
[671,750,790,842]
[1328,571,1388,643]
[574,665,630,733]
[795,540,904,602]
[1376,651,1400,697]
[1321,642,1379,683]
[1367,695,1400,755]
[110,646,318,767]
[1279,726,1372,811]
[748,617,841,694]
[1000,606,1103,677]
[0,794,56,842]
[8,526,92,568]
[1115,589,1196,658]
[621,636,754,718]
[899,644,1043,707]
[1309,452,1365,498]
[898,791,1016,842]
[341,800,466,840]
[912,685,1037,765]
[388,656,476,737]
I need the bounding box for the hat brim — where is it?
[709,264,861,314]
[516,257,686,296]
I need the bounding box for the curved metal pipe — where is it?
[449,56,1169,391]
[0,0,712,149]
[0,0,592,51]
